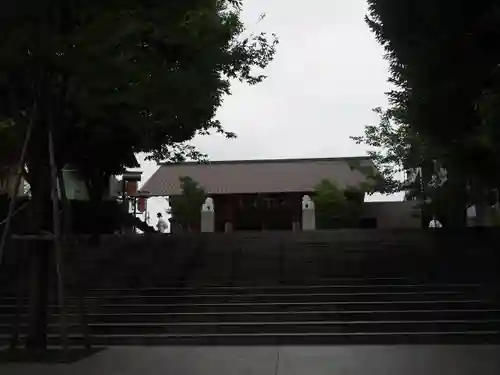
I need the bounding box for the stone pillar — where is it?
[201,197,215,233]
[223,195,234,233]
[302,195,316,231]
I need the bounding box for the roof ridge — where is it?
[160,156,372,166]
[142,156,377,196]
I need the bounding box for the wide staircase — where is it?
[0,230,499,346]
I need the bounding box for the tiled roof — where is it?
[141,157,375,196]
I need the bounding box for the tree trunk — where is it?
[25,240,49,350]
[25,158,52,350]
[57,168,72,236]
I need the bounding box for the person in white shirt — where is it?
[156,212,168,233]
[429,215,443,228]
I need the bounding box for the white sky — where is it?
[137,0,403,225]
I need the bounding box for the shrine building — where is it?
[141,157,420,232]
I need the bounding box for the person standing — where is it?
[429,215,443,228]
[156,212,168,233]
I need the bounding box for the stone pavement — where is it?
[2,345,500,375]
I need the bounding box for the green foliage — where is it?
[366,0,500,187]
[363,1,500,226]
[351,107,442,196]
[313,179,365,229]
[350,108,412,194]
[351,104,467,224]
[345,152,394,195]
[169,176,206,231]
[342,186,365,228]
[0,0,278,200]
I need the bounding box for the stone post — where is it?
[224,222,233,233]
[201,197,215,233]
[302,195,316,231]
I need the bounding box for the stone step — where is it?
[1,230,498,348]
[3,284,491,305]
[16,308,500,324]
[2,299,495,315]
[2,308,500,325]
[3,330,500,347]
[79,289,495,304]
[3,319,500,336]
[80,282,487,296]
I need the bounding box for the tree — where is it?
[342,186,366,228]
[169,176,207,231]
[351,104,477,227]
[0,0,277,349]
[365,0,500,226]
[313,179,365,229]
[366,0,497,151]
[0,0,278,199]
[351,105,449,219]
[350,107,432,195]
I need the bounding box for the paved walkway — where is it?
[2,345,500,375]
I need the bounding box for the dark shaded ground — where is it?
[1,345,500,375]
[0,348,104,364]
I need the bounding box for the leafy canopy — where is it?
[365,0,500,186]
[0,0,278,195]
[313,179,364,229]
[362,1,500,226]
[169,176,206,230]
[351,107,441,195]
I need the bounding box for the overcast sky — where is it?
[138,0,397,223]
